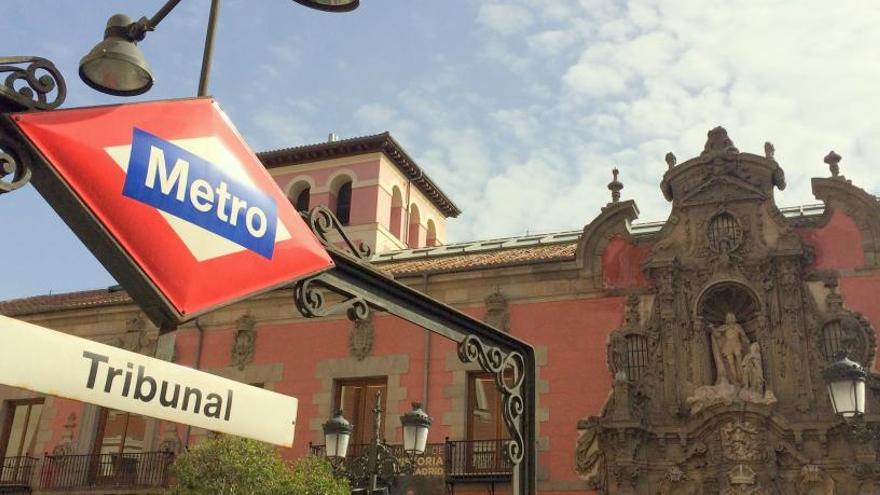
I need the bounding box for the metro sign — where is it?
[10,98,333,328]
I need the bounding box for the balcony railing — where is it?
[39,451,173,490]
[444,439,512,483]
[1,456,38,487]
[310,439,512,484]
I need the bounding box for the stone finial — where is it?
[607,168,623,203]
[824,150,841,177]
[702,126,738,155]
[664,152,676,170]
[764,141,775,160]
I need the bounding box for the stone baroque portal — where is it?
[576,128,879,494]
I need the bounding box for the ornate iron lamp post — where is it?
[322,392,431,494]
[823,353,880,443]
[79,0,359,97]
[824,354,867,418]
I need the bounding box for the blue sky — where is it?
[2,0,880,300]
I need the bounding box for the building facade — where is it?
[1,128,878,494]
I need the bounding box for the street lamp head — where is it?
[823,354,867,418]
[323,409,353,459]
[400,402,432,455]
[292,0,360,12]
[79,14,154,97]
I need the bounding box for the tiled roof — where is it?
[0,287,132,318]
[0,203,827,317]
[380,242,577,276]
[258,132,461,218]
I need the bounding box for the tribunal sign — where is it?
[9,97,333,329]
[0,315,298,446]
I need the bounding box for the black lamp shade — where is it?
[400,402,432,455]
[323,410,353,458]
[79,14,154,96]
[823,355,867,418]
[292,0,360,12]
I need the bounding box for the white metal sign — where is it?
[0,315,297,446]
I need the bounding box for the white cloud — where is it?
[477,3,535,35]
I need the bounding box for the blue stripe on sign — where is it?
[122,128,277,259]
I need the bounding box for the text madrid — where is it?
[82,351,233,421]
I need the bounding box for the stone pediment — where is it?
[679,175,767,209]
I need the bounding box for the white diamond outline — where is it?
[105,136,292,262]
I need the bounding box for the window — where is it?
[408,203,421,247]
[334,377,387,446]
[821,320,846,361]
[294,186,310,212]
[467,373,509,441]
[426,219,438,247]
[707,213,742,253]
[624,335,649,381]
[93,409,146,455]
[1,400,43,460]
[466,373,510,474]
[390,186,404,240]
[335,182,352,225]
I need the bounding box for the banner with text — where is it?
[0,315,297,446]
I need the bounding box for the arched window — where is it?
[624,335,648,381]
[288,181,312,213]
[390,186,404,240]
[335,182,352,226]
[407,203,421,248]
[426,219,438,247]
[294,186,310,212]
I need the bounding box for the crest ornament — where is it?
[483,290,510,333]
[349,313,374,361]
[114,313,155,355]
[231,314,257,370]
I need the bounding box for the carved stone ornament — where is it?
[349,313,374,361]
[574,128,880,494]
[114,314,155,355]
[158,422,182,455]
[720,420,762,462]
[797,465,836,495]
[575,418,604,490]
[722,464,768,495]
[658,466,701,495]
[231,314,257,370]
[52,412,77,457]
[483,290,510,333]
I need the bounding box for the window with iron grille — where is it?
[707,213,742,253]
[624,335,648,381]
[821,320,846,361]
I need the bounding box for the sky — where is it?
[2,0,880,300]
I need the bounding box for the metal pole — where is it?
[148,0,185,28]
[198,0,221,96]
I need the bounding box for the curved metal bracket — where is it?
[458,334,527,466]
[294,273,371,322]
[0,56,66,112]
[0,141,30,194]
[304,205,372,260]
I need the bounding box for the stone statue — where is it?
[710,313,751,386]
[741,342,765,394]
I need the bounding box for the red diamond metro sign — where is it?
[10,97,333,328]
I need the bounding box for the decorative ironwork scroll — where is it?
[0,56,66,111]
[294,273,370,322]
[0,143,29,194]
[458,334,526,466]
[304,205,372,260]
